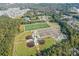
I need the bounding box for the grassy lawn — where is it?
[14,31,56,56]
[25,22,49,31]
[13,31,37,56]
[39,37,56,50]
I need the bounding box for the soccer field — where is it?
[25,22,49,31]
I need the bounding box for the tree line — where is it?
[36,12,79,56]
[0,16,22,56]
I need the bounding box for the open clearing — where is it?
[13,31,56,56]
[13,22,60,56]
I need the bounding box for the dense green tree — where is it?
[0,16,22,56]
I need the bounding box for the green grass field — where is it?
[25,22,49,31]
[13,31,37,56]
[13,32,56,56]
[39,37,56,50]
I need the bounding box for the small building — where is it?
[24,16,31,22]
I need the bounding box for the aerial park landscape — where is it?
[0,3,79,56]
